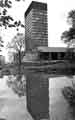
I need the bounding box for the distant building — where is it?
[25,1,48,51]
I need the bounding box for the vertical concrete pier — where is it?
[26,73,49,120]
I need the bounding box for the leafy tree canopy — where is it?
[0,0,25,29]
[0,0,25,52]
[7,33,25,52]
[67,10,75,26]
[7,32,25,64]
[61,10,75,46]
[61,28,75,43]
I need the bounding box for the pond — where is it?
[0,69,74,120]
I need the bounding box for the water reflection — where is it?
[0,74,33,120]
[7,74,26,97]
[0,69,75,120]
[49,76,73,120]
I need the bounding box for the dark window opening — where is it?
[51,52,58,60]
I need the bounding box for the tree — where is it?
[61,10,75,60]
[61,10,75,83]
[7,33,25,65]
[0,36,4,52]
[67,10,75,27]
[61,10,75,44]
[61,10,75,118]
[0,0,25,55]
[61,28,75,48]
[7,74,26,97]
[0,0,25,29]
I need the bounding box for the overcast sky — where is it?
[1,0,75,61]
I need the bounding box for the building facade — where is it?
[25,1,48,51]
[37,47,67,60]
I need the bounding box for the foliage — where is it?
[61,28,75,61]
[0,0,25,29]
[7,74,26,97]
[0,0,25,52]
[61,10,75,119]
[61,28,75,43]
[62,86,75,119]
[61,10,75,44]
[0,36,4,51]
[61,10,75,60]
[7,33,25,64]
[67,10,75,26]
[7,33,25,51]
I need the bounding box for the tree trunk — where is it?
[18,50,21,66]
[18,50,21,74]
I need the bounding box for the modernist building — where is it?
[37,46,67,60]
[25,1,48,51]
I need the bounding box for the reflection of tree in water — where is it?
[7,74,26,97]
[62,75,75,120]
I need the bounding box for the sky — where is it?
[1,0,75,61]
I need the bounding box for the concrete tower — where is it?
[25,1,48,51]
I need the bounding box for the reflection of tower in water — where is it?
[26,72,49,120]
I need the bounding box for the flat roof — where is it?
[25,1,47,17]
[37,46,67,52]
